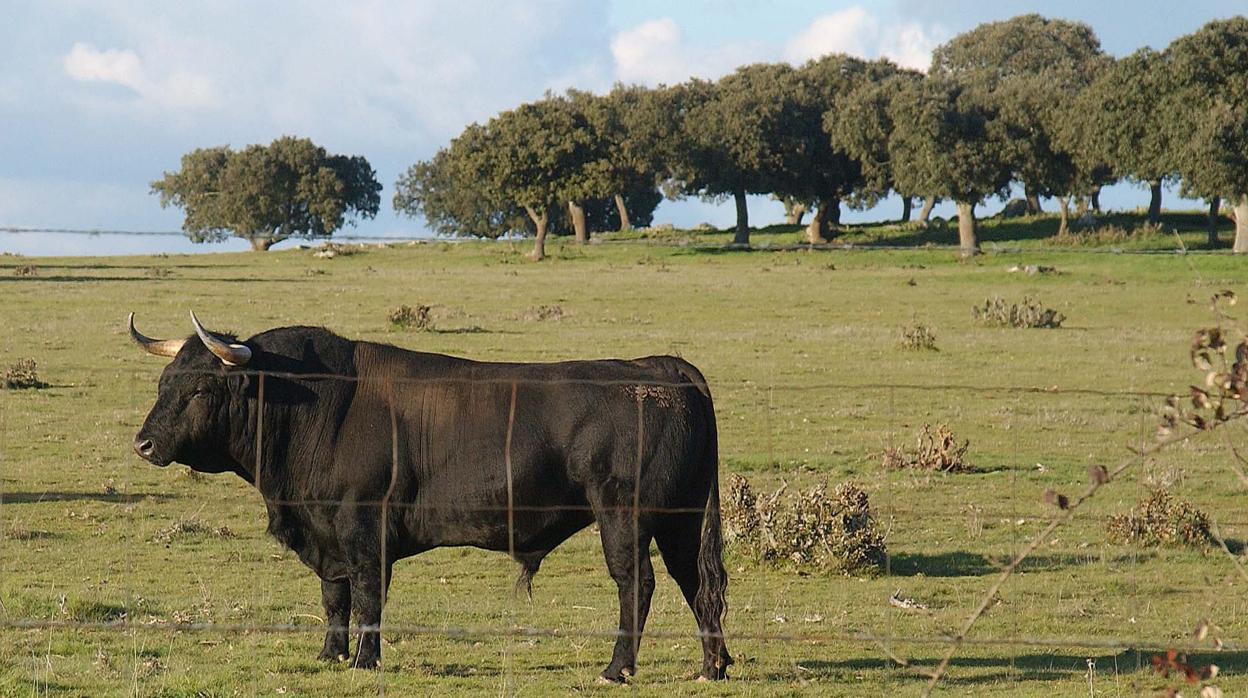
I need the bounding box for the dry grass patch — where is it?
[899,323,938,351]
[972,296,1065,329]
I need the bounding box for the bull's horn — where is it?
[189,311,252,366]
[128,313,185,358]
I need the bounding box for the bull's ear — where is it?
[225,366,253,395]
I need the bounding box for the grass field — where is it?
[2,213,1247,696]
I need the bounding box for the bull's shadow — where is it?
[0,275,302,284]
[887,551,1156,577]
[1,491,173,504]
[887,551,995,577]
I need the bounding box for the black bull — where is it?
[130,317,731,681]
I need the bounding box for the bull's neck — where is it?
[227,389,291,498]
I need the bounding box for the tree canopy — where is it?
[885,77,1013,254]
[671,65,795,245]
[931,15,1111,221]
[1165,17,1248,252]
[381,12,1248,255]
[770,55,903,243]
[152,136,381,251]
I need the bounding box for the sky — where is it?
[0,0,1241,256]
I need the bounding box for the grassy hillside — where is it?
[1,216,1246,696]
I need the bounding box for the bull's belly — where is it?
[406,506,595,555]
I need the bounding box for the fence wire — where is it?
[4,222,1246,695]
[3,361,1246,695]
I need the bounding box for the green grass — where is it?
[1,214,1246,696]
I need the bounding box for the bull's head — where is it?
[129,312,253,473]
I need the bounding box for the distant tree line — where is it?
[153,15,1248,256]
[393,14,1248,258]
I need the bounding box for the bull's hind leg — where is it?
[317,578,351,662]
[655,518,732,680]
[595,505,656,683]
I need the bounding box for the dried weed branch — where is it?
[881,424,972,473]
[923,303,1248,695]
[724,475,886,575]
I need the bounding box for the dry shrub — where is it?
[522,304,566,321]
[881,424,971,472]
[900,323,937,351]
[13,264,37,277]
[3,358,45,389]
[972,296,1064,329]
[1106,488,1212,548]
[724,474,886,575]
[389,304,433,331]
[1046,221,1166,247]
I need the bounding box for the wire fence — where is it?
[1,228,1246,694]
[4,360,1246,695]
[0,223,1235,256]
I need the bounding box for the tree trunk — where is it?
[1147,180,1163,223]
[900,196,912,223]
[956,201,978,257]
[525,206,548,261]
[1234,196,1248,254]
[568,200,588,243]
[1057,196,1070,236]
[826,196,841,228]
[732,189,750,246]
[782,198,807,226]
[806,201,828,245]
[1207,196,1221,247]
[1075,195,1089,218]
[614,194,632,232]
[249,237,275,252]
[1024,184,1043,214]
[1091,186,1102,212]
[917,196,937,226]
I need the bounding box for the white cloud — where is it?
[783,7,879,64]
[879,22,943,71]
[611,17,767,86]
[783,7,942,71]
[62,41,217,109]
[63,43,145,91]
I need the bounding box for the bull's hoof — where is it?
[316,649,349,663]
[698,661,731,681]
[599,662,634,684]
[352,654,381,670]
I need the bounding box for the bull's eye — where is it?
[190,388,209,400]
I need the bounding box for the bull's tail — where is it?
[691,390,730,675]
[694,474,727,633]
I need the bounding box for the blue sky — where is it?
[1,0,1241,256]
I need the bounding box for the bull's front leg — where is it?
[317,578,351,662]
[348,563,384,669]
[340,516,393,670]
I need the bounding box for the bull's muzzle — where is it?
[132,436,165,465]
